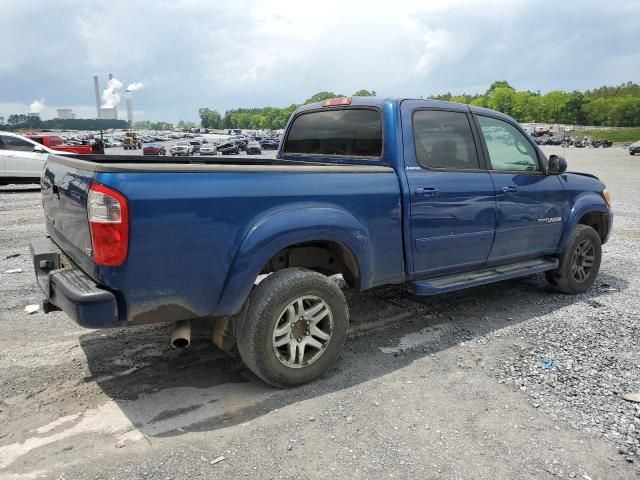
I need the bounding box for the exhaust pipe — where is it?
[171,319,191,349]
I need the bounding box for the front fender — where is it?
[216,206,373,316]
[557,192,612,253]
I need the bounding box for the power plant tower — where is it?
[108,73,118,120]
[125,90,133,125]
[93,75,101,119]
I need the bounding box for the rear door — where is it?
[0,134,47,178]
[474,114,565,264]
[400,101,497,277]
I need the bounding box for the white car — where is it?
[0,131,72,185]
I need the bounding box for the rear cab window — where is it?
[283,109,382,158]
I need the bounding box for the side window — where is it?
[412,110,480,170]
[477,116,539,172]
[1,135,35,152]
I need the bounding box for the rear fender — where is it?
[216,207,373,316]
[557,192,611,253]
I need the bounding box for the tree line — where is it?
[1,115,129,131]
[198,90,376,130]
[199,82,640,130]
[432,81,640,127]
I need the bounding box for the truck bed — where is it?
[41,153,402,326]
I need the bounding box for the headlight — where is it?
[603,189,612,207]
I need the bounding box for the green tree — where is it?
[541,91,570,123]
[198,108,222,129]
[304,91,344,104]
[353,89,376,96]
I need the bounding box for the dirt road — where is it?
[0,147,638,479]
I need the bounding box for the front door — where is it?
[0,134,47,178]
[401,102,497,278]
[474,114,565,264]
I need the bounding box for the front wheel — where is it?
[237,268,349,387]
[545,224,602,293]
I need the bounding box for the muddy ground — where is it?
[0,146,638,479]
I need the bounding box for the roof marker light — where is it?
[323,97,352,107]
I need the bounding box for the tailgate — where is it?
[41,156,97,276]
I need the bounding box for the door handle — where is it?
[415,187,439,196]
[500,186,518,194]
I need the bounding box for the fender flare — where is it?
[216,206,373,316]
[557,192,611,253]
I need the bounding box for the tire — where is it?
[237,268,349,387]
[545,224,602,294]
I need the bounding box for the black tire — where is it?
[545,224,602,294]
[237,268,349,387]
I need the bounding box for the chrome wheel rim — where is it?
[272,295,333,369]
[571,239,595,282]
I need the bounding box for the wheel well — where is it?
[261,241,360,289]
[578,212,608,242]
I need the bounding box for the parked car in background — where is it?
[26,134,93,155]
[199,144,217,155]
[260,139,279,150]
[105,139,122,148]
[142,143,166,156]
[217,142,240,155]
[170,142,194,156]
[0,131,75,184]
[189,140,202,153]
[246,141,262,155]
[629,140,640,155]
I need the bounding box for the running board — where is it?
[408,258,559,296]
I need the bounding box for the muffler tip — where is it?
[171,319,191,349]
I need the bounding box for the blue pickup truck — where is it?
[30,97,612,387]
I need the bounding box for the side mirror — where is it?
[547,154,567,175]
[33,145,46,153]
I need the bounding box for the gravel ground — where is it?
[0,146,638,479]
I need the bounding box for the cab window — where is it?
[477,116,539,172]
[283,109,382,158]
[412,110,480,169]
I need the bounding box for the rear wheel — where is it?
[237,268,349,387]
[545,224,602,293]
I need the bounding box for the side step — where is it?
[408,258,559,296]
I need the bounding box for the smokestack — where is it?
[108,74,117,119]
[93,75,101,119]
[125,90,133,125]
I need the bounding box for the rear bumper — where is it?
[29,237,121,328]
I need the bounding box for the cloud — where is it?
[0,0,638,121]
[127,82,144,91]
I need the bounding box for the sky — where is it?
[1,0,639,122]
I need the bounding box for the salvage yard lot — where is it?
[0,147,638,479]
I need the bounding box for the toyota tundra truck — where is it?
[30,97,613,387]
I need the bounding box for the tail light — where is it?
[87,183,129,266]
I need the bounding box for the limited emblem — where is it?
[538,217,562,223]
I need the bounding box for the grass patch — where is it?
[568,127,640,143]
